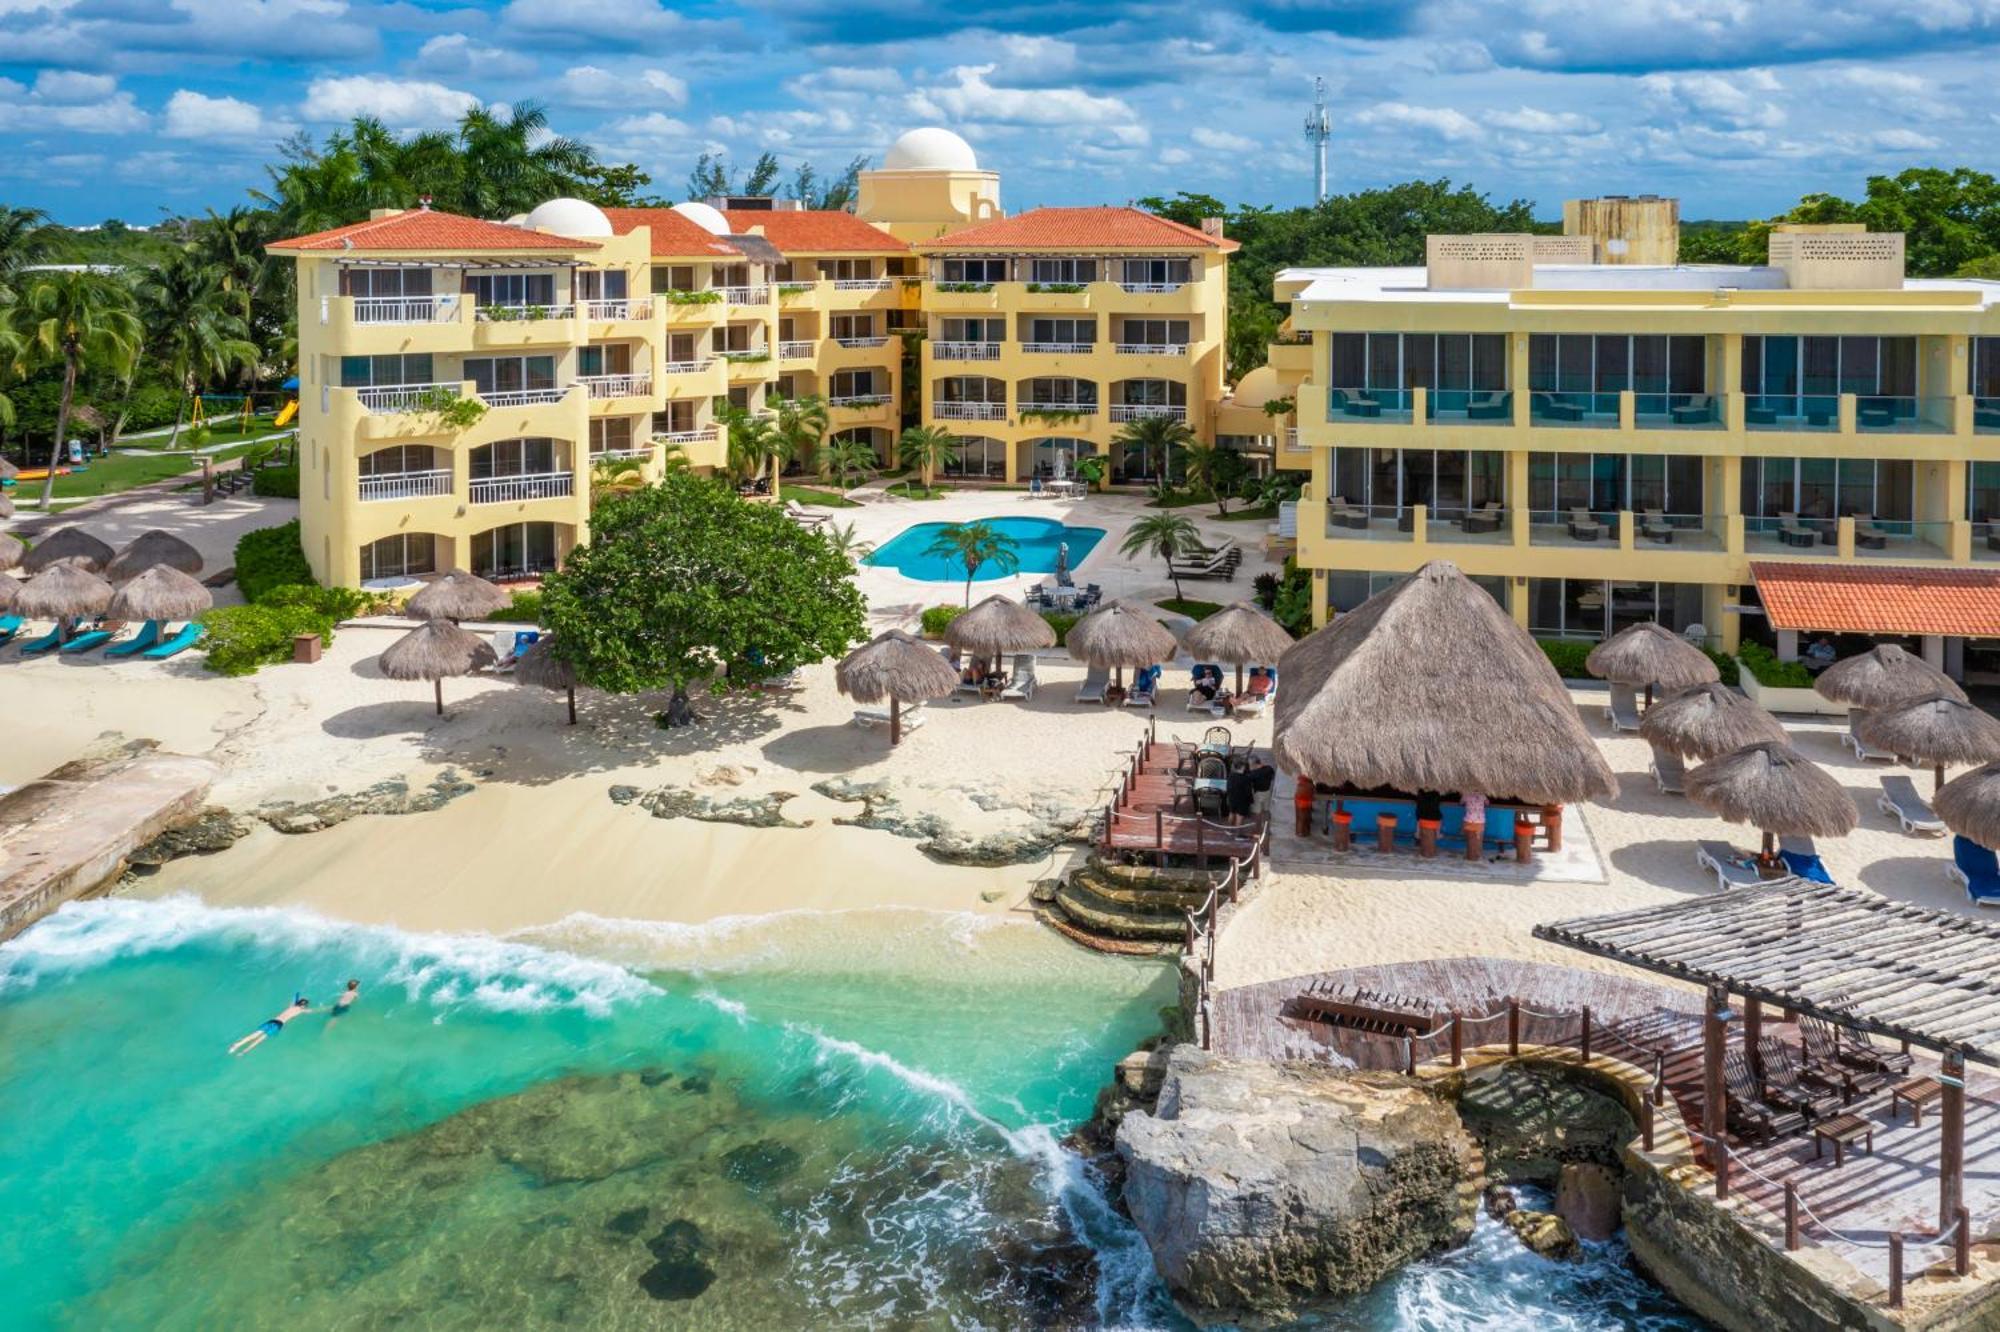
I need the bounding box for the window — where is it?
[577,344,633,376]
[589,418,634,455]
[1027,318,1095,345]
[463,356,556,394]
[938,376,1004,403]
[1975,339,2000,399]
[1744,335,1916,409]
[831,314,876,340]
[1030,258,1096,283]
[655,401,696,434]
[358,445,436,477]
[829,370,884,399]
[1528,580,1704,641]
[1119,380,1186,407]
[360,533,436,580]
[1120,258,1192,286]
[1025,378,1095,407]
[817,258,876,280]
[1121,319,1189,346]
[941,436,1006,479]
[339,267,433,298]
[652,265,697,294]
[466,271,559,309]
[1330,333,1507,393]
[667,333,700,362]
[942,318,1003,343]
[470,438,559,479]
[941,257,1007,283]
[471,524,559,579]
[1740,457,1912,522]
[339,353,434,387]
[575,269,628,301]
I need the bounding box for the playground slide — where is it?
[274,400,298,428]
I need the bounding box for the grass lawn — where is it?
[1158,597,1226,619]
[10,442,263,502]
[1144,490,1208,509]
[881,481,954,500]
[780,483,860,508]
[119,419,290,451]
[1216,503,1279,522]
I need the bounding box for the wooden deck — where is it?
[1100,739,1263,865]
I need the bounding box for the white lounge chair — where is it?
[1649,744,1686,795]
[1075,666,1109,705]
[1124,670,1158,708]
[1001,654,1037,700]
[784,499,830,527]
[1605,682,1642,733]
[1696,840,1790,891]
[853,702,926,732]
[1879,774,1946,836]
[1843,708,1896,762]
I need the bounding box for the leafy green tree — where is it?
[741,152,782,196]
[1182,440,1252,517]
[1136,192,1227,227]
[770,393,829,490]
[685,153,732,201]
[896,423,958,491]
[1120,511,1201,602]
[1114,413,1196,495]
[925,520,1019,606]
[538,472,867,722]
[137,253,259,448]
[192,206,276,318]
[9,272,143,508]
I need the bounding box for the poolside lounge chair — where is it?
[1950,835,2000,907]
[853,702,925,732]
[1843,708,1896,762]
[783,499,830,527]
[489,628,538,672]
[1879,775,1946,836]
[1001,654,1037,700]
[1566,507,1604,542]
[0,615,21,645]
[1722,1048,1807,1142]
[1234,668,1277,718]
[1697,840,1788,890]
[142,622,205,660]
[59,622,120,654]
[104,621,163,657]
[1125,664,1160,708]
[1075,666,1110,705]
[1797,1011,1900,1096]
[1605,682,1642,733]
[1649,743,1687,794]
[1778,835,1835,885]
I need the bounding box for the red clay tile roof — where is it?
[269,209,597,253]
[601,207,743,259]
[720,209,906,254]
[1752,562,2000,637]
[916,206,1236,253]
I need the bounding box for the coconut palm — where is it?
[770,393,829,491]
[137,253,259,449]
[1181,439,1248,517]
[10,272,143,510]
[192,206,277,319]
[925,520,1020,607]
[897,423,959,492]
[823,521,874,561]
[1113,413,1196,495]
[818,434,877,493]
[590,457,647,502]
[720,403,781,483]
[1120,512,1201,602]
[454,103,598,218]
[0,205,61,303]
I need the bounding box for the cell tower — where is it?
[1304,77,1331,204]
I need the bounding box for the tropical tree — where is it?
[720,402,781,483]
[590,456,648,502]
[1182,440,1253,517]
[925,520,1020,606]
[770,393,829,491]
[0,206,61,303]
[9,272,143,508]
[192,206,277,319]
[1120,512,1201,603]
[454,103,599,219]
[1113,414,1197,495]
[818,433,877,493]
[896,423,959,492]
[823,521,874,561]
[137,253,259,448]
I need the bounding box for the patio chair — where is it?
[1851,518,1890,551]
[104,621,163,658]
[1124,664,1160,708]
[1332,388,1382,418]
[1777,835,1835,884]
[1819,996,1913,1080]
[1669,393,1716,425]
[1696,840,1786,890]
[1234,668,1277,719]
[59,621,121,654]
[16,618,74,655]
[783,499,830,527]
[1722,1049,1807,1142]
[1000,654,1037,700]
[0,614,22,645]
[1533,392,1583,423]
[1326,496,1370,530]
[1604,682,1642,733]
[1075,665,1110,705]
[1566,507,1604,542]
[1465,391,1511,420]
[1843,708,1896,763]
[1757,1038,1843,1119]
[1949,835,2000,907]
[1640,509,1676,543]
[142,622,206,659]
[853,702,926,732]
[1796,1013,1893,1098]
[1878,774,1946,836]
[1778,512,1818,548]
[1460,501,1504,534]
[1649,742,1687,795]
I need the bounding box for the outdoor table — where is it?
[1891,1075,1945,1127]
[1812,1112,1876,1166]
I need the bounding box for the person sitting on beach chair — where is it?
[228,994,310,1056]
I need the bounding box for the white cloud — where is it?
[416,34,535,78]
[560,64,687,109]
[1486,106,1600,134]
[910,64,1137,128]
[1352,101,1484,141]
[817,66,902,93]
[301,75,480,129]
[1826,67,1929,96]
[502,0,681,38]
[1872,127,1942,149]
[1158,146,1191,165]
[0,74,147,134]
[164,89,268,141]
[1639,69,1785,129]
[594,110,694,159]
[1191,126,1256,152]
[32,70,114,103]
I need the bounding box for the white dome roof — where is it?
[523,197,612,238]
[671,200,731,236]
[884,126,978,172]
[504,212,528,226]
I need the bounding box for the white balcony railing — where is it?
[475,303,576,322]
[836,336,889,349]
[1110,404,1187,422]
[1023,342,1094,354]
[778,340,816,359]
[590,446,655,462]
[932,401,1006,420]
[830,394,892,408]
[1285,427,1301,449]
[479,387,569,408]
[355,382,461,414]
[581,299,652,320]
[661,358,714,375]
[1114,342,1189,356]
[932,341,1002,361]
[577,374,651,399]
[832,278,892,291]
[1019,400,1099,414]
[469,471,574,504]
[655,427,719,446]
[358,469,453,501]
[1119,282,1184,294]
[339,295,460,325]
[717,285,770,304]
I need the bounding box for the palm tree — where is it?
[455,103,598,218]
[1114,414,1196,495]
[823,521,874,561]
[819,434,877,493]
[0,206,61,303]
[10,272,143,509]
[1120,512,1201,604]
[137,253,259,449]
[721,403,780,483]
[770,393,829,492]
[590,457,647,502]
[897,424,959,493]
[193,206,276,319]
[925,520,1020,607]
[1181,440,1244,518]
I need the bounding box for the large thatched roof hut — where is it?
[943,595,1056,660]
[20,527,113,574]
[515,637,581,726]
[104,530,204,583]
[836,630,958,745]
[1183,603,1294,693]
[1685,740,1858,857]
[1274,560,1616,805]
[1638,683,1788,762]
[407,569,510,623]
[1815,644,1965,709]
[379,619,496,716]
[1856,695,2000,793]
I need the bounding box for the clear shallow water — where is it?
[866,516,1106,580]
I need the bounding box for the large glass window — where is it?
[575,269,628,300]
[1328,333,1508,395]
[589,418,634,455]
[1974,339,2000,400]
[1030,258,1096,283]
[360,533,436,580]
[357,445,437,477]
[1529,452,1704,515]
[1528,579,1704,640]
[1327,447,1504,518]
[1971,462,2000,523]
[1023,377,1096,407]
[471,524,559,579]
[940,435,1006,479]
[1527,335,1704,402]
[1027,318,1095,345]
[339,353,434,387]
[577,344,632,376]
[464,356,556,394]
[1120,258,1193,286]
[1120,318,1190,346]
[1745,335,1917,413]
[466,271,559,309]
[339,267,434,298]
[940,257,1007,283]
[942,317,1004,343]
[1739,457,1912,521]
[470,437,559,479]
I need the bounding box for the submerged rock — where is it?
[1115,1045,1480,1327]
[1504,1207,1580,1262]
[637,1218,715,1301]
[257,770,475,834]
[720,1139,802,1191]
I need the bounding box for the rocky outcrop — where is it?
[1504,1206,1580,1261]
[1554,1162,1620,1242]
[609,783,807,829]
[124,806,250,873]
[1115,1045,1480,1327]
[257,770,475,834]
[812,777,1093,866]
[1455,1061,1635,1184]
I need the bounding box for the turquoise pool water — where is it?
[866,516,1106,581]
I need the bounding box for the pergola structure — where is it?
[1536,881,2000,1229]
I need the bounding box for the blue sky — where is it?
[1,0,1995,225]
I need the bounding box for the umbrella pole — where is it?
[1760,829,1775,863]
[1937,763,1946,797]
[434,678,444,716]
[567,686,577,726]
[1235,664,1244,695]
[890,697,902,746]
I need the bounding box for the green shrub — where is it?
[1041,611,1079,646]
[251,463,299,498]
[259,583,382,620]
[920,604,965,637]
[1738,641,1814,688]
[233,520,314,602]
[1703,646,1741,688]
[496,590,543,623]
[1537,638,1594,679]
[198,603,335,677]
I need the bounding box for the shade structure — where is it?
[108,565,212,623]
[1183,602,1295,694]
[378,618,497,716]
[20,527,113,574]
[1638,682,1788,762]
[406,569,510,623]
[1814,643,1965,709]
[1685,740,1858,857]
[104,530,204,583]
[1275,560,1616,806]
[0,574,20,612]
[1856,694,2000,793]
[0,493,13,520]
[15,562,113,619]
[836,629,959,745]
[515,636,580,725]
[943,594,1056,659]
[1937,763,2000,849]
[0,456,16,479]
[1585,621,1718,704]
[1065,600,1180,687]
[0,532,21,570]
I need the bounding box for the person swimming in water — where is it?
[228,994,310,1056]
[326,979,360,1028]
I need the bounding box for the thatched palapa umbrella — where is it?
[1066,600,1179,690]
[1183,602,1295,694]
[1685,740,1858,861]
[836,629,959,745]
[1275,560,1616,806]
[1638,683,1788,761]
[1937,762,2000,849]
[943,594,1056,672]
[21,526,113,574]
[1814,643,1965,709]
[516,636,580,725]
[0,574,21,612]
[104,530,204,583]
[1586,621,1719,706]
[0,532,21,570]
[379,618,497,716]
[0,493,13,520]
[407,568,510,623]
[16,563,112,640]
[0,456,17,480]
[108,565,212,629]
[1855,694,2000,794]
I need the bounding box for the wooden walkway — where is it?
[1100,737,1263,865]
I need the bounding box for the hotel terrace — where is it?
[1278,197,2000,676]
[268,127,1240,588]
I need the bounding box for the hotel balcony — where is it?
[660,357,722,398]
[1977,398,2000,434]
[1528,510,1728,554]
[577,373,651,399]
[716,285,771,306]
[829,393,893,409]
[1018,400,1099,415]
[778,340,815,363]
[923,282,1000,312]
[470,303,579,349]
[581,298,655,326]
[721,350,773,381]
[1745,516,1957,562]
[358,469,453,502]
[661,293,728,326]
[1113,342,1189,357]
[469,471,575,505]
[1109,403,1187,423]
[353,382,464,415]
[1022,341,1096,355]
[931,341,1003,362]
[932,400,1006,421]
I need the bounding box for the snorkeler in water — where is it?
[326,979,360,1028]
[228,994,310,1056]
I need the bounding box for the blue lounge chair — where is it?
[1950,836,2000,907]
[142,622,206,660]
[60,626,118,654]
[1125,664,1160,708]
[104,621,164,658]
[1777,835,1835,885]
[0,615,21,644]
[17,620,72,654]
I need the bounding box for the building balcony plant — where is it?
[935,281,995,293]
[1026,282,1087,294]
[662,290,724,305]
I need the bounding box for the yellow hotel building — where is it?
[269,126,1234,587]
[1281,197,2000,674]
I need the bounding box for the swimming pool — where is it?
[865,516,1106,581]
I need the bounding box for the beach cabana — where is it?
[0,532,21,570]
[836,629,959,745]
[379,618,497,717]
[1639,683,1787,761]
[1066,601,1180,692]
[1586,621,1719,707]
[20,527,113,574]
[104,530,204,583]
[1855,695,2000,794]
[515,636,580,726]
[1182,603,1295,695]
[1684,740,1858,863]
[15,563,113,645]
[407,569,510,623]
[944,594,1055,683]
[106,565,212,657]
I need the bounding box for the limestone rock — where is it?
[1116,1045,1479,1326]
[697,763,756,787]
[1504,1207,1579,1262]
[617,784,807,829]
[811,777,1093,866]
[1554,1162,1621,1242]
[258,771,475,834]
[1456,1062,1635,1184]
[124,806,250,870]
